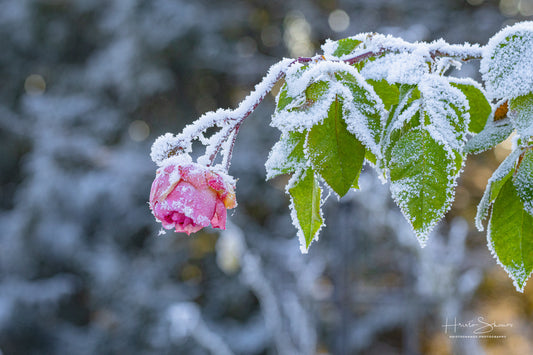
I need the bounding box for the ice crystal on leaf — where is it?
[481,21,533,100]
[388,128,459,246]
[418,75,469,151]
[475,148,520,231]
[361,52,429,85]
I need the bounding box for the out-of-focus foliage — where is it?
[1,0,532,354]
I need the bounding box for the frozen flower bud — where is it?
[149,159,237,234]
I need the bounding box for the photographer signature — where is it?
[442,317,512,334]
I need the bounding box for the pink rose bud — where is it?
[149,161,237,234]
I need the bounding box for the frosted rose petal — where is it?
[179,165,207,190]
[150,165,180,204]
[211,199,227,229]
[149,162,236,235]
[165,181,217,227]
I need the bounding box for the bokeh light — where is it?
[328,9,350,33]
[128,120,150,142]
[519,0,533,16]
[283,11,314,57]
[24,74,46,95]
[500,0,520,16]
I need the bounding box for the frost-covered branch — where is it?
[151,34,483,169]
[149,22,533,292]
[151,58,294,166]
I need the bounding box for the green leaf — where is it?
[452,149,464,175]
[351,168,362,190]
[464,117,514,155]
[275,65,310,112]
[382,85,421,166]
[365,148,377,165]
[514,149,533,216]
[265,131,307,179]
[273,65,384,157]
[389,128,457,245]
[367,79,400,111]
[332,38,362,57]
[509,93,533,136]
[481,22,533,100]
[334,71,384,150]
[276,83,295,111]
[383,84,420,138]
[491,169,514,201]
[488,178,533,292]
[475,148,520,230]
[418,76,469,151]
[450,80,491,134]
[289,168,323,252]
[305,80,329,102]
[307,95,365,196]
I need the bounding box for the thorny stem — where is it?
[206,66,288,167]
[223,124,240,171]
[208,60,290,171]
[200,43,483,169]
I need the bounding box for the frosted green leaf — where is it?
[307,95,365,196]
[332,38,362,57]
[306,80,329,102]
[382,85,421,165]
[351,168,362,190]
[490,169,514,201]
[509,93,533,137]
[451,149,464,176]
[475,148,520,230]
[360,52,430,85]
[514,150,533,217]
[449,79,491,134]
[367,79,400,111]
[488,178,533,292]
[274,65,310,112]
[265,131,307,180]
[335,71,384,150]
[418,75,469,151]
[389,128,457,245]
[276,83,295,111]
[288,168,323,253]
[272,62,384,157]
[464,117,514,155]
[481,22,533,100]
[365,148,377,165]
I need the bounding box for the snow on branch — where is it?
[151,34,483,170]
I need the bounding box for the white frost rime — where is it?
[481,21,533,100]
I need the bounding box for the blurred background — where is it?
[1,0,533,354]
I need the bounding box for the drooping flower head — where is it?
[149,158,237,234]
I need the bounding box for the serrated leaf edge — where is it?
[388,127,460,247]
[486,182,533,292]
[475,148,521,230]
[287,169,325,254]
